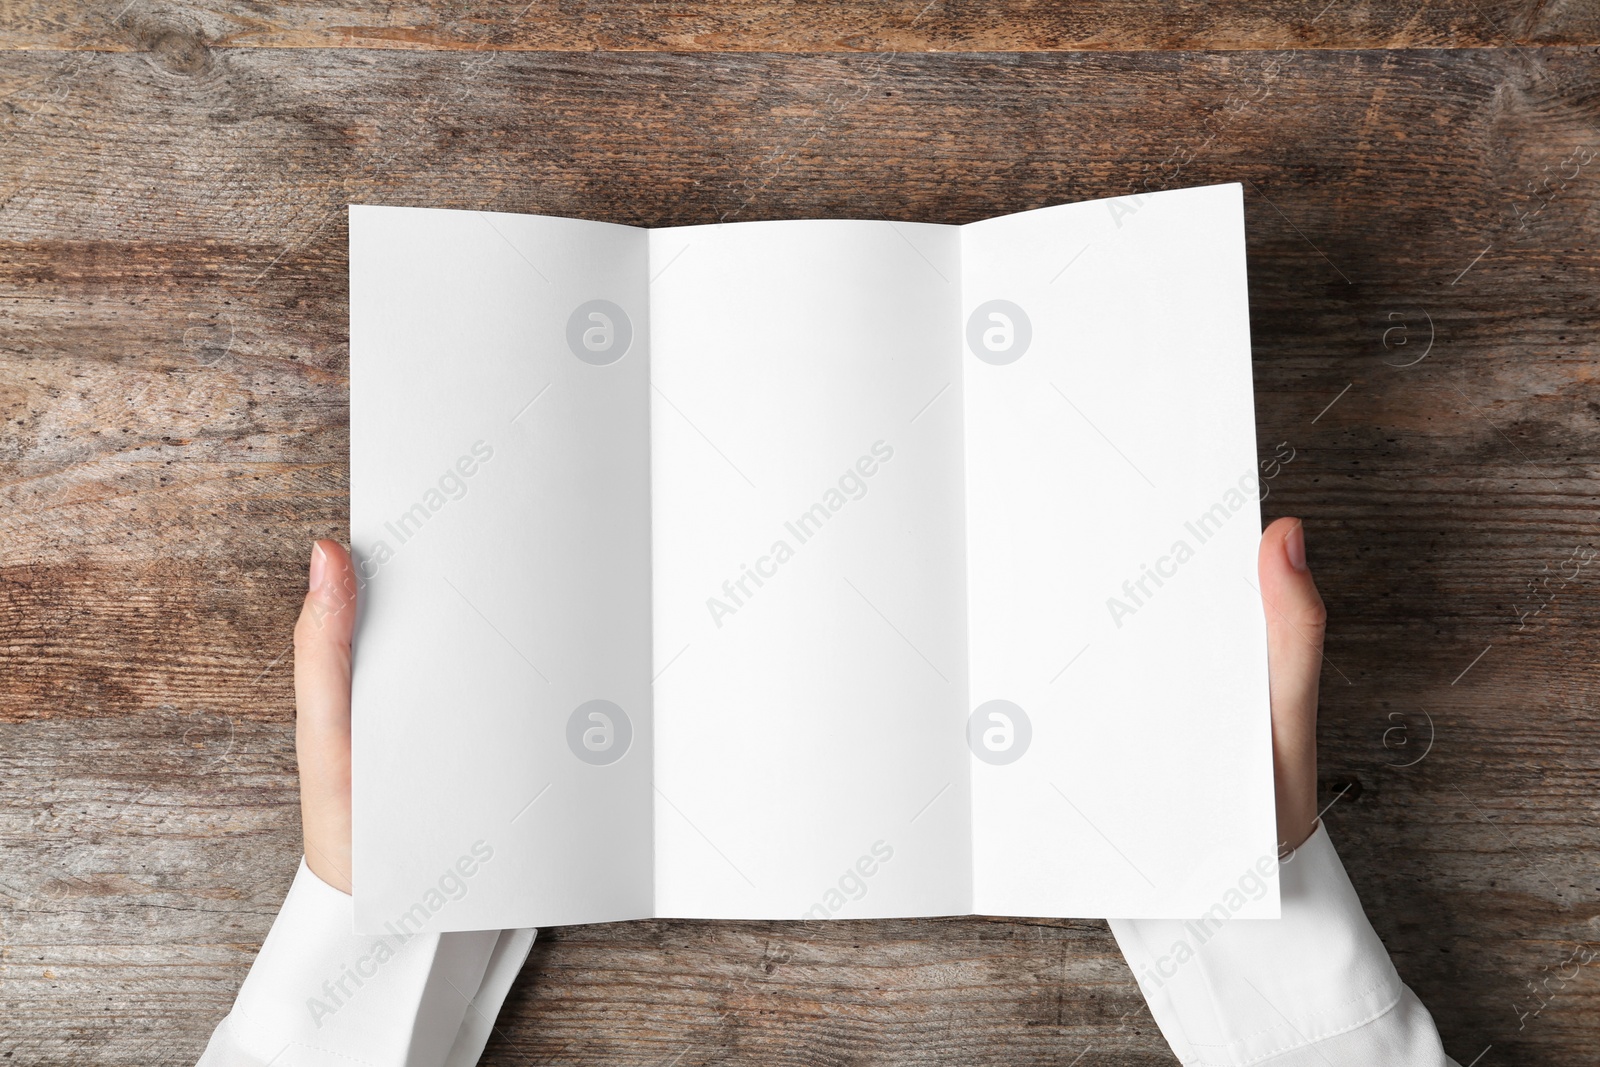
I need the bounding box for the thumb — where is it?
[1258,517,1326,853]
[294,539,359,893]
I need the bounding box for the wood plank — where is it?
[1,0,1598,53]
[1,40,1597,1065]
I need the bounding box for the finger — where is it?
[294,539,359,893]
[1257,516,1326,852]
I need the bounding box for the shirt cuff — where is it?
[198,858,535,1067]
[1107,822,1456,1066]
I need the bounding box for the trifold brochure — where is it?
[349,181,1276,935]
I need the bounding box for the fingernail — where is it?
[309,541,328,591]
[1285,521,1308,572]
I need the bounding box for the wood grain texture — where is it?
[1,9,1598,1065]
[1,0,1598,52]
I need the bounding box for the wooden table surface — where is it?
[3,2,1599,1063]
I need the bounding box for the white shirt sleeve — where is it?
[1108,822,1459,1066]
[197,859,536,1067]
[205,827,1454,1067]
